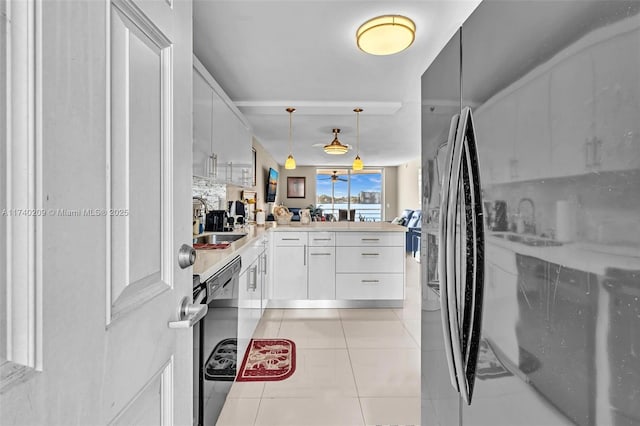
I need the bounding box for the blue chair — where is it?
[407,210,422,256]
[288,207,301,222]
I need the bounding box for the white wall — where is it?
[277,166,317,209]
[383,167,398,221]
[396,158,422,216]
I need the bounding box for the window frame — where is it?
[314,167,384,222]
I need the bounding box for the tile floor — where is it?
[216,256,422,426]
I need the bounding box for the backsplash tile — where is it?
[193,176,226,211]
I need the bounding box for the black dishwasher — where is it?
[193,256,241,426]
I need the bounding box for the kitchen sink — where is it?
[194,232,247,244]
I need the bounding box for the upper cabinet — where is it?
[193,69,214,177]
[592,26,640,172]
[471,18,640,184]
[192,56,253,186]
[549,50,595,177]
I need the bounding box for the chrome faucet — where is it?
[193,196,209,218]
[518,198,536,234]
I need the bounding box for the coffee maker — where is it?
[205,210,228,232]
[228,200,246,227]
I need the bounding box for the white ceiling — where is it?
[193,0,481,167]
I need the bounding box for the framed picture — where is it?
[287,177,305,198]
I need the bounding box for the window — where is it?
[315,168,383,221]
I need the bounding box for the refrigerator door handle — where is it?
[445,109,469,404]
[458,106,485,405]
[438,113,461,391]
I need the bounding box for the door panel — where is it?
[109,1,171,319]
[0,0,193,424]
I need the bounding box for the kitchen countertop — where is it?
[268,221,406,232]
[192,221,406,281]
[487,233,640,276]
[193,224,271,281]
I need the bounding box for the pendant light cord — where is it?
[289,111,292,155]
[286,107,295,155]
[356,110,360,155]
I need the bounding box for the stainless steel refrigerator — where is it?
[421,2,640,425]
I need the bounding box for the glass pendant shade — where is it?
[352,155,364,171]
[285,154,296,170]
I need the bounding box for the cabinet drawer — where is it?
[274,232,308,246]
[308,232,335,247]
[336,273,404,300]
[336,246,404,273]
[336,232,404,247]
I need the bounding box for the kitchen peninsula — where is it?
[194,221,407,308]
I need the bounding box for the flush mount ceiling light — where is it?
[324,128,349,155]
[352,108,364,171]
[356,15,416,56]
[284,107,296,170]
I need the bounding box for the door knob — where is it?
[168,297,208,328]
[178,244,196,269]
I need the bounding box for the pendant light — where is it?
[352,108,364,171]
[323,128,349,155]
[284,107,296,169]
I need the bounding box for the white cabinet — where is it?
[592,27,640,172]
[335,246,404,274]
[308,246,335,300]
[335,232,405,301]
[549,50,594,177]
[272,233,308,299]
[336,273,404,300]
[514,73,551,181]
[193,69,213,177]
[335,232,403,247]
[474,93,517,184]
[271,230,405,302]
[237,239,269,365]
[192,56,253,186]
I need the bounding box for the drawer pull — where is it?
[361,238,380,241]
[361,253,380,256]
[313,238,331,241]
[310,253,332,256]
[282,238,300,241]
[361,279,380,283]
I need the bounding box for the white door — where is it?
[0,0,194,425]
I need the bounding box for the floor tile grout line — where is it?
[341,316,368,426]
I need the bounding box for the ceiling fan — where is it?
[318,171,348,182]
[311,128,352,153]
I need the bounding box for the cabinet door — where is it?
[308,247,335,299]
[193,69,212,177]
[592,27,640,172]
[515,73,551,180]
[211,88,229,182]
[259,250,269,314]
[335,246,404,274]
[238,261,260,353]
[273,245,307,299]
[474,93,517,183]
[549,50,594,177]
[229,117,253,187]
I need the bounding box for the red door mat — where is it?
[236,339,296,382]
